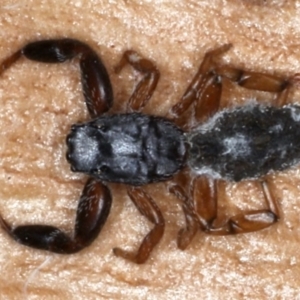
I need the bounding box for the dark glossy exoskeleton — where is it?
[0,40,298,263]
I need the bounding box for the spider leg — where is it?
[169,44,232,126]
[192,176,279,236]
[168,45,287,248]
[169,175,280,248]
[0,178,112,253]
[0,39,113,117]
[169,44,298,127]
[215,65,296,107]
[168,171,200,250]
[113,187,165,264]
[114,50,160,112]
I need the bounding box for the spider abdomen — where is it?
[187,104,300,181]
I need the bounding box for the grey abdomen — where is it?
[187,104,300,181]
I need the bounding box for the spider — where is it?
[0,39,298,264]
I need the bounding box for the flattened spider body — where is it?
[67,104,300,185]
[0,40,296,263]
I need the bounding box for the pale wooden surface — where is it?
[0,1,300,299]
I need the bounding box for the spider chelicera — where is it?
[0,39,298,263]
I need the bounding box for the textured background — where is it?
[0,0,300,299]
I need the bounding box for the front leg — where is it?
[0,39,113,117]
[0,178,112,253]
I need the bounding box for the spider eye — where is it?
[91,165,110,176]
[99,165,109,173]
[92,123,107,132]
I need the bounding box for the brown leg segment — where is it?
[215,65,294,107]
[0,39,113,118]
[169,44,232,125]
[0,178,112,253]
[168,174,199,250]
[0,50,23,76]
[169,180,199,250]
[168,174,218,249]
[171,176,279,248]
[193,177,279,236]
[113,186,165,264]
[169,44,297,127]
[114,50,160,112]
[191,176,218,230]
